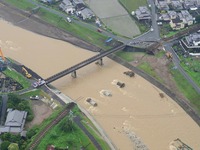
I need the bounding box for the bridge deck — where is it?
[45,44,125,84]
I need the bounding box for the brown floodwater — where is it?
[1,19,200,150]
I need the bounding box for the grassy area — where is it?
[170,65,200,114]
[36,105,110,150]
[115,51,135,62]
[118,0,147,12]
[6,0,36,10]
[137,62,164,83]
[180,57,200,87]
[37,8,110,49]
[3,68,30,89]
[26,106,64,149]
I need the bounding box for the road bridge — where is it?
[43,44,126,85]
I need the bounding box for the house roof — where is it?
[5,110,26,127]
[79,8,94,19]
[172,17,182,23]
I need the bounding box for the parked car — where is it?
[66,17,72,23]
[97,28,102,33]
[30,95,39,100]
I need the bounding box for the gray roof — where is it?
[5,110,26,127]
[171,0,183,9]
[72,0,84,5]
[79,8,94,20]
[135,6,151,20]
[0,109,27,134]
[181,10,193,22]
[186,33,200,44]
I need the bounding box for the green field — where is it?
[170,65,200,114]
[6,0,36,10]
[118,0,147,12]
[35,105,110,150]
[180,57,200,87]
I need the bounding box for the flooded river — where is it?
[0,19,200,150]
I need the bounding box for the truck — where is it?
[22,67,32,79]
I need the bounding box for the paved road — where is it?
[74,116,103,150]
[0,95,7,125]
[164,43,200,94]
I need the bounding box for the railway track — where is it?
[28,102,75,150]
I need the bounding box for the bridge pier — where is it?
[71,71,77,78]
[96,58,103,66]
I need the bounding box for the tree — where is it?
[1,141,11,150]
[195,15,200,23]
[8,143,19,150]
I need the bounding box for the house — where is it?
[185,33,200,46]
[0,109,27,134]
[157,1,170,10]
[135,6,151,20]
[170,17,185,30]
[72,0,85,10]
[171,0,183,10]
[180,10,194,25]
[160,13,171,21]
[168,10,177,19]
[77,8,95,20]
[59,0,75,14]
[183,0,198,10]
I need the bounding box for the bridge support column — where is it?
[71,71,77,78]
[96,58,103,66]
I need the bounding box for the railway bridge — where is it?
[34,44,126,87]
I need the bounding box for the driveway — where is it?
[84,0,140,38]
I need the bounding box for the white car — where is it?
[66,17,72,23]
[150,27,154,31]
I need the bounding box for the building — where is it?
[179,10,194,25]
[168,10,177,19]
[157,1,170,10]
[77,8,95,20]
[185,33,200,46]
[72,0,85,10]
[183,0,198,10]
[59,0,75,14]
[170,17,185,30]
[135,6,151,20]
[0,109,27,134]
[171,0,183,10]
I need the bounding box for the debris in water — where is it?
[123,71,135,77]
[86,97,97,107]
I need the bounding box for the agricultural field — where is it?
[118,0,147,12]
[84,0,140,38]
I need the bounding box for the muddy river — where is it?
[0,19,200,150]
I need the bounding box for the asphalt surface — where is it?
[74,116,103,150]
[0,95,7,125]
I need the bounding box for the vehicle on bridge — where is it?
[32,79,46,88]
